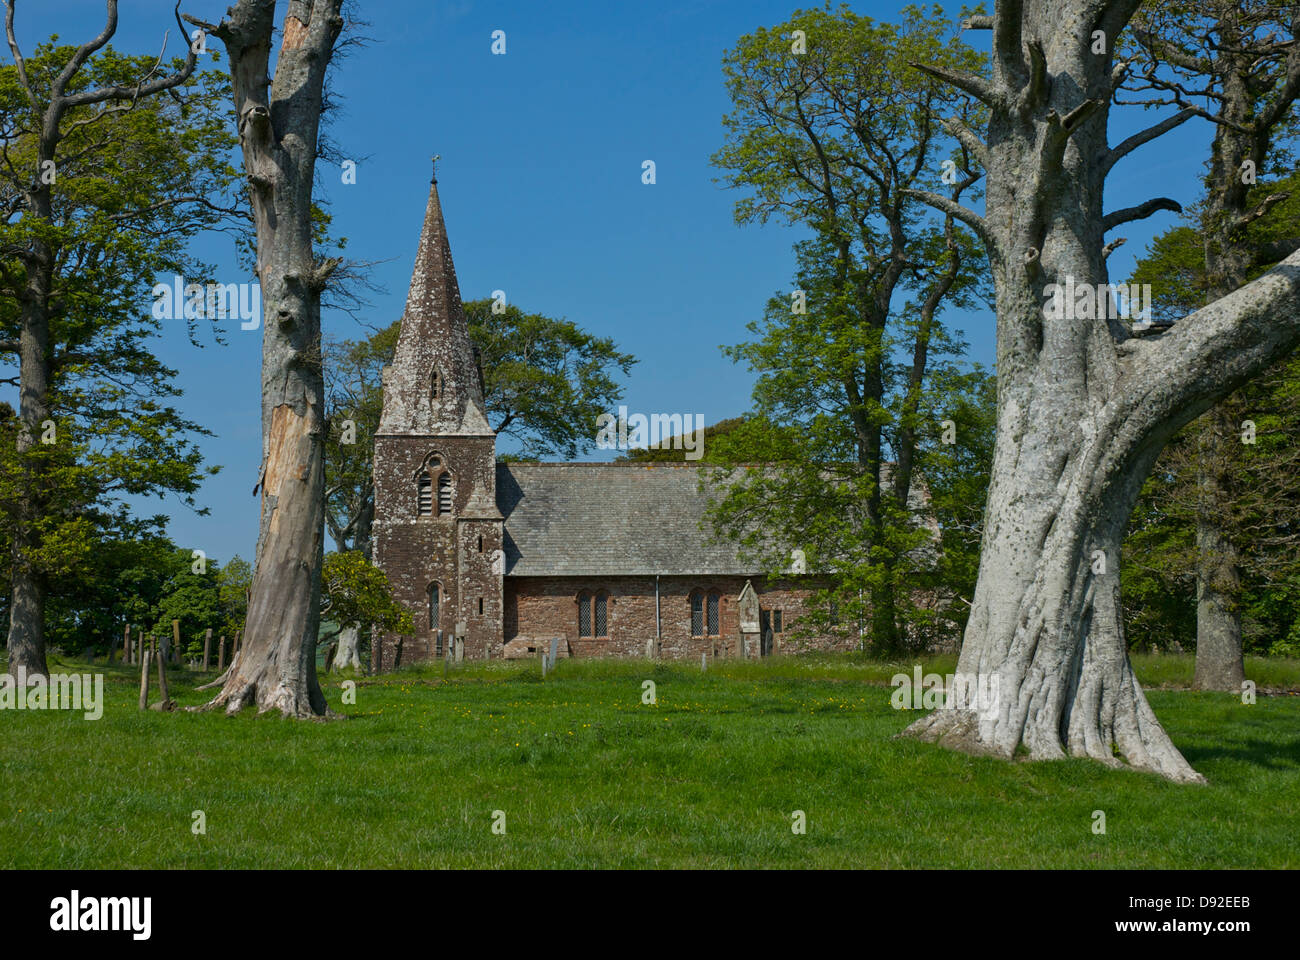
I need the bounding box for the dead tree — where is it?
[186,0,345,716]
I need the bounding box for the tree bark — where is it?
[901,0,1300,782]
[1192,406,1244,689]
[191,0,344,717]
[331,624,361,671]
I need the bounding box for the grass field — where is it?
[2,651,1297,868]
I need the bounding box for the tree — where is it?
[216,554,252,645]
[1121,1,1300,689]
[188,0,346,716]
[324,299,634,555]
[1,4,237,676]
[320,550,411,671]
[1123,172,1300,657]
[898,1,1300,783]
[709,4,989,653]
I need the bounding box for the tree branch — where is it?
[908,60,998,107]
[1103,197,1182,232]
[901,188,992,246]
[1231,193,1291,234]
[1101,107,1195,177]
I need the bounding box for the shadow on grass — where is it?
[1181,736,1300,771]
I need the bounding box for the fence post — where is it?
[156,638,171,706]
[138,647,151,710]
[203,628,212,672]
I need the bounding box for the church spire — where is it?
[378,171,492,437]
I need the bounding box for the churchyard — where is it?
[3,651,1297,869]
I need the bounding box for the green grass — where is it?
[1,651,1297,868]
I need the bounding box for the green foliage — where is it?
[0,41,241,638]
[321,551,413,634]
[324,300,634,552]
[216,555,252,642]
[1122,171,1300,655]
[705,4,993,653]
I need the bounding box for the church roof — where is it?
[497,462,756,576]
[497,460,937,578]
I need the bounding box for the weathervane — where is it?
[431,154,441,183]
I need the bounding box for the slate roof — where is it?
[497,461,937,578]
[497,462,753,576]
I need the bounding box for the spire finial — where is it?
[431,154,441,183]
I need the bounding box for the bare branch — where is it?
[908,60,998,107]
[901,188,992,246]
[1104,197,1182,232]
[942,115,988,169]
[3,2,37,111]
[1019,39,1048,114]
[1102,107,1195,176]
[1103,237,1127,259]
[1230,192,1291,233]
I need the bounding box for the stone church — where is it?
[372,175,858,667]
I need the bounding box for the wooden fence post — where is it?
[156,638,171,706]
[171,620,181,665]
[203,628,212,672]
[138,647,151,710]
[123,624,131,664]
[217,635,226,672]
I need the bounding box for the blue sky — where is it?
[5,1,1213,567]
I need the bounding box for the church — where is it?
[371,174,859,667]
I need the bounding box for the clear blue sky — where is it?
[5,1,1213,567]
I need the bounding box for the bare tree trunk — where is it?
[331,624,361,671]
[900,0,1300,783]
[190,0,344,717]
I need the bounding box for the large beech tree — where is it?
[900,0,1300,783]
[188,0,345,716]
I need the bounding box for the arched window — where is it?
[594,591,608,637]
[431,368,442,400]
[437,471,453,515]
[690,591,704,637]
[414,454,452,517]
[417,473,433,516]
[429,582,442,656]
[706,591,720,636]
[578,592,593,638]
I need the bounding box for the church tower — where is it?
[372,171,503,666]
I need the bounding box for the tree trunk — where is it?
[900,0,1300,782]
[193,0,344,717]
[331,624,361,671]
[1192,407,1244,689]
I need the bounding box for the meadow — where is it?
[1,651,1297,868]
